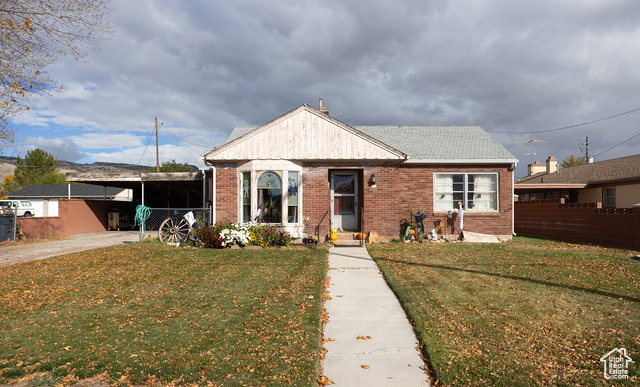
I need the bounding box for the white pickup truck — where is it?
[0,200,36,217]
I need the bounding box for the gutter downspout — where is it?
[68,183,71,199]
[510,162,518,236]
[212,166,216,225]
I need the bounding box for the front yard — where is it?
[2,236,638,386]
[0,243,328,386]
[368,237,639,386]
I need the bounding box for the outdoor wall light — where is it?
[370,173,377,185]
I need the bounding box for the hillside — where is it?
[0,157,150,183]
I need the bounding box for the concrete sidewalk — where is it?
[322,246,430,386]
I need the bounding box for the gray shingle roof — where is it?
[7,184,127,199]
[355,126,516,161]
[225,125,517,162]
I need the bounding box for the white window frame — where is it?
[237,160,303,225]
[433,172,499,212]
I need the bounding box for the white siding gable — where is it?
[205,105,405,161]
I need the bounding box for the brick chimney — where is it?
[528,161,545,176]
[546,156,557,174]
[318,98,329,115]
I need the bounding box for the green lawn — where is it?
[0,243,328,386]
[368,237,639,386]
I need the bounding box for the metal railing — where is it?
[143,207,211,232]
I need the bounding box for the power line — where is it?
[165,129,216,149]
[487,106,640,134]
[137,124,156,166]
[592,130,640,158]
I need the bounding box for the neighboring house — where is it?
[203,104,518,240]
[6,184,133,217]
[515,154,640,208]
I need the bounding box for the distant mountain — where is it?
[0,156,152,182]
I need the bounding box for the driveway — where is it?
[0,231,140,267]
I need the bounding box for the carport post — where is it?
[141,182,145,206]
[202,170,206,208]
[68,183,71,199]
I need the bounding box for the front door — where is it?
[331,172,358,230]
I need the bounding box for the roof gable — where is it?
[205,105,406,161]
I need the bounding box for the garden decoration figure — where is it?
[414,211,427,233]
[457,201,464,231]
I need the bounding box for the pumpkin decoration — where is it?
[357,232,366,240]
[408,229,415,235]
[330,234,338,241]
[331,228,337,234]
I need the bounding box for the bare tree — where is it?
[0,0,112,151]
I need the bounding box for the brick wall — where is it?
[515,199,640,250]
[213,167,238,222]
[207,162,514,240]
[394,165,514,238]
[18,199,124,238]
[302,163,333,239]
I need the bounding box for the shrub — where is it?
[193,222,292,248]
[192,224,224,248]
[254,224,293,247]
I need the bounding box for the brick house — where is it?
[203,104,518,240]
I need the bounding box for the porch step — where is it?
[332,232,364,246]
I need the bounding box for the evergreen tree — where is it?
[560,154,586,168]
[145,159,193,173]
[14,148,60,188]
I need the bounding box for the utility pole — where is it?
[585,136,590,163]
[155,116,160,173]
[580,136,591,163]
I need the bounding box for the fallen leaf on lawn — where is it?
[63,346,71,351]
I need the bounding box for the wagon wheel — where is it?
[158,217,190,244]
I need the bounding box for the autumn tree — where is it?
[14,148,60,188]
[560,154,586,168]
[0,0,113,151]
[0,175,19,197]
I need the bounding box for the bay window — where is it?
[257,171,282,223]
[241,172,251,223]
[435,173,498,211]
[237,161,302,226]
[288,171,299,223]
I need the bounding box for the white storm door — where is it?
[331,172,358,230]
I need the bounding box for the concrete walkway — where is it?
[0,231,139,267]
[322,246,430,386]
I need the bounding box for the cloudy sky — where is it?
[9,0,640,178]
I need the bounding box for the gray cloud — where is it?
[24,137,85,162]
[13,0,640,175]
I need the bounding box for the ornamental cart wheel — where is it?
[158,216,190,244]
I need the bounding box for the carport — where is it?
[65,171,207,208]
